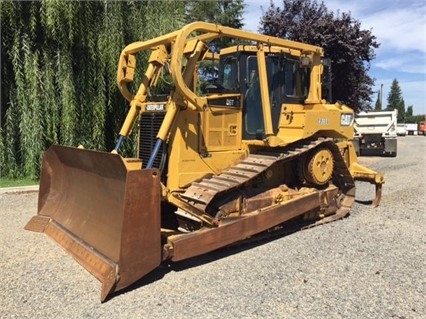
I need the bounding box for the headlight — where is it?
[340,113,354,126]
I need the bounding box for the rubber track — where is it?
[179,137,355,225]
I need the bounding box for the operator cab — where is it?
[213,48,310,140]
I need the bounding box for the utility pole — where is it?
[380,83,383,109]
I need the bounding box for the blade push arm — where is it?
[114,46,168,151]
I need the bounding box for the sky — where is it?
[243,0,426,115]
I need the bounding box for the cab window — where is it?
[219,56,239,91]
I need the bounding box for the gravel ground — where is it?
[1,136,425,319]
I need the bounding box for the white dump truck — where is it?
[353,110,397,157]
[404,123,418,135]
[396,123,407,136]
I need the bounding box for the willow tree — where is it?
[0,0,186,179]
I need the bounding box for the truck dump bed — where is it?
[353,110,397,157]
[354,110,397,136]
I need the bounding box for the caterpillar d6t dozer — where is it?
[25,22,384,302]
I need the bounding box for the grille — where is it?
[139,113,166,169]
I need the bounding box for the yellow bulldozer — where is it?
[25,22,384,302]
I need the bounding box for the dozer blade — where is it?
[25,145,162,302]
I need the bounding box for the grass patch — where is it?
[0,177,39,188]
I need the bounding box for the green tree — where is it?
[374,91,382,111]
[259,0,379,112]
[185,0,245,50]
[183,0,245,92]
[185,0,244,28]
[386,79,405,122]
[404,106,414,123]
[0,0,187,179]
[406,105,413,117]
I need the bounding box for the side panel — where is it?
[167,109,245,190]
[278,104,354,144]
[201,105,242,152]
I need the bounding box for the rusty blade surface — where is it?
[25,145,162,301]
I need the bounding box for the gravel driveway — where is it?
[1,136,425,319]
